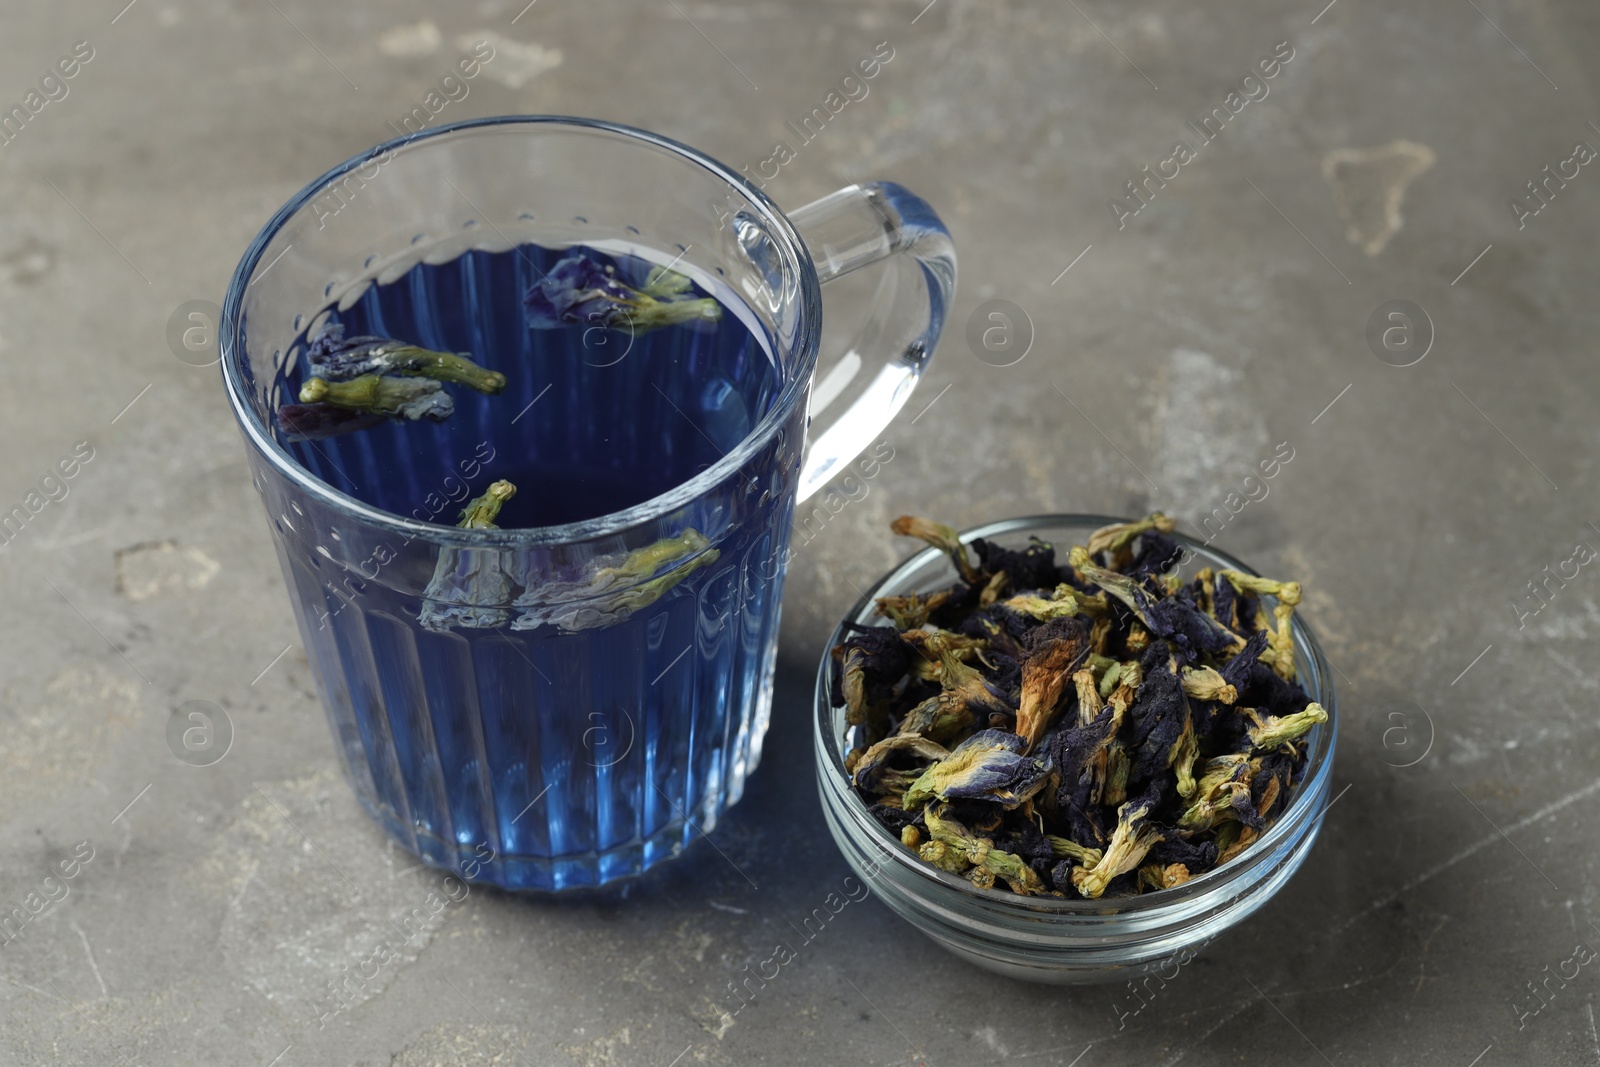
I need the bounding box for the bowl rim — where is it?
[812,512,1339,917]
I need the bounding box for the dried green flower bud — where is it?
[1071,795,1161,899]
[1139,863,1192,891]
[978,570,1009,607]
[897,654,1010,743]
[1098,661,1123,700]
[1084,512,1177,557]
[1171,716,1200,799]
[1246,702,1328,751]
[891,515,980,583]
[874,589,953,629]
[901,825,922,848]
[299,373,453,420]
[850,733,951,796]
[918,839,969,873]
[1177,757,1252,834]
[458,479,515,528]
[924,804,1045,895]
[1103,744,1130,808]
[1047,835,1104,868]
[1125,623,1151,654]
[1180,665,1238,704]
[1220,570,1301,607]
[1001,584,1107,621]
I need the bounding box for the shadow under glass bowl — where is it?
[812,514,1338,985]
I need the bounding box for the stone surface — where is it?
[1,0,1598,1064]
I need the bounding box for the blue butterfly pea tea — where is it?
[264,243,791,890]
[835,512,1327,900]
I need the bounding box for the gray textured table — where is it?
[2,0,1597,1063]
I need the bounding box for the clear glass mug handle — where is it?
[787,182,956,502]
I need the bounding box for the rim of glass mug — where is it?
[220,115,948,549]
[814,514,1338,915]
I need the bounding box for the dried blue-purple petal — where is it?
[523,251,721,336]
[275,402,386,442]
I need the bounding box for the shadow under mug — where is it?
[220,116,955,890]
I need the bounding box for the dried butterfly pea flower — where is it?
[1124,646,1191,784]
[895,654,1012,743]
[1125,532,1184,581]
[1218,631,1270,699]
[1244,703,1328,751]
[1181,665,1238,704]
[275,402,386,442]
[1002,586,1107,622]
[1071,788,1163,899]
[1218,825,1259,864]
[523,252,721,336]
[1189,566,1216,617]
[971,535,1061,591]
[1088,614,1114,656]
[919,839,969,874]
[835,626,915,726]
[300,373,455,422]
[1148,832,1217,874]
[418,480,517,632]
[1047,835,1104,868]
[851,733,951,797]
[1139,863,1193,891]
[280,325,508,441]
[1073,668,1104,729]
[307,323,507,394]
[842,513,1324,899]
[891,515,981,583]
[875,588,957,630]
[900,628,989,673]
[1221,569,1302,680]
[509,529,719,632]
[925,804,1046,895]
[1070,546,1241,662]
[1016,618,1089,747]
[1084,512,1177,558]
[902,729,1049,810]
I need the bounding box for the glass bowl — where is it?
[812,514,1338,984]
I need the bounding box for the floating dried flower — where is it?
[510,529,719,632]
[299,373,454,423]
[307,323,507,394]
[523,252,722,336]
[418,480,517,632]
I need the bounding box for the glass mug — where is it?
[220,116,954,890]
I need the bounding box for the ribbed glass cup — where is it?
[220,117,955,891]
[814,515,1338,983]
